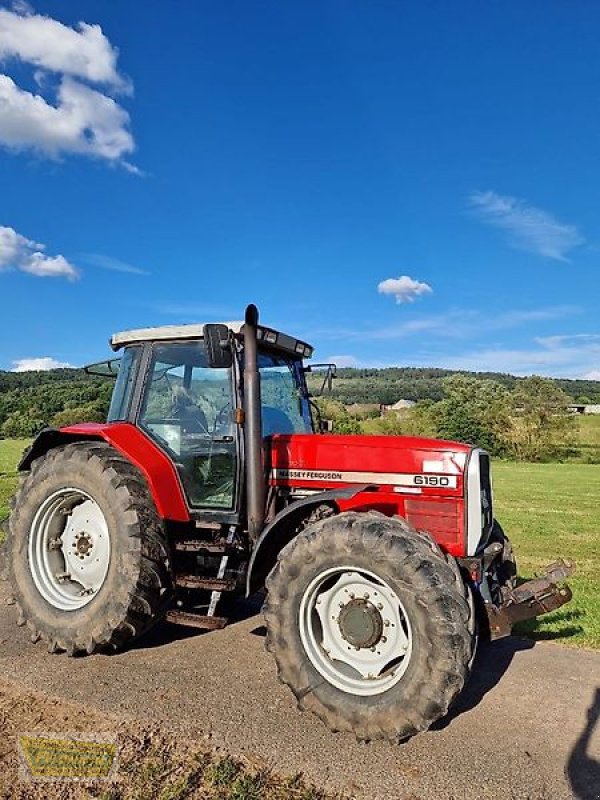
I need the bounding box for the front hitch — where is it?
[485,559,575,640]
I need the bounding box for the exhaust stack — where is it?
[243,304,265,539]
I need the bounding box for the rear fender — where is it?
[19,424,190,523]
[246,485,370,596]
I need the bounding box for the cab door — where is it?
[138,340,239,513]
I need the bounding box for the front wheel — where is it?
[264,511,475,741]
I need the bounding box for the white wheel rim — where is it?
[299,567,413,696]
[28,488,111,611]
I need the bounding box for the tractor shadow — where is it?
[513,607,584,641]
[128,593,265,650]
[432,636,535,730]
[567,687,600,800]
[433,607,584,730]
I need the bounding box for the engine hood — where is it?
[267,433,472,491]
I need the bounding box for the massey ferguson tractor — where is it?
[7,305,574,741]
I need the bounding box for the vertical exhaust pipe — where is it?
[243,304,265,539]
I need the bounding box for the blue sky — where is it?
[1,1,599,379]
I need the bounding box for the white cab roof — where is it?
[111,321,244,349]
[110,321,314,358]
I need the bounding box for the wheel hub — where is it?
[73,532,93,558]
[299,568,413,696]
[338,599,383,649]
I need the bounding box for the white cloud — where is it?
[469,190,583,261]
[81,252,148,275]
[11,356,74,372]
[315,305,578,343]
[326,355,361,368]
[325,354,394,369]
[0,7,128,90]
[435,333,600,378]
[0,6,135,166]
[0,224,79,279]
[377,275,433,304]
[583,370,600,381]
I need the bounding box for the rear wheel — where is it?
[264,511,475,741]
[8,442,171,655]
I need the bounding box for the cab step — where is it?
[174,574,236,592]
[165,610,228,630]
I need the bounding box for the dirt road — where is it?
[0,577,598,800]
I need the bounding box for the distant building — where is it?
[382,399,416,414]
[568,404,600,415]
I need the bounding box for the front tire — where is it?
[264,511,474,741]
[8,442,171,655]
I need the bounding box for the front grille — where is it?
[404,498,461,551]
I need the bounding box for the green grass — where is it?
[493,461,600,649]
[0,439,29,528]
[0,439,597,649]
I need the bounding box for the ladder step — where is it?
[165,610,228,630]
[174,574,236,592]
[174,539,238,555]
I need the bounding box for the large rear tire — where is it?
[264,511,475,742]
[8,442,171,655]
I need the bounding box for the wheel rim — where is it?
[299,567,413,696]
[28,488,111,611]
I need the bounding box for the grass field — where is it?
[493,461,599,649]
[0,439,28,524]
[0,439,597,649]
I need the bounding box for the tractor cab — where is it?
[94,315,314,516]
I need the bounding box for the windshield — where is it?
[258,351,312,435]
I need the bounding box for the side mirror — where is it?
[203,324,233,369]
[320,418,334,433]
[84,358,121,378]
[305,363,337,395]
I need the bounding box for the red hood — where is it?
[267,433,472,490]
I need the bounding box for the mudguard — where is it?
[19,423,190,522]
[245,485,370,596]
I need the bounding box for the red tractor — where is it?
[7,305,573,741]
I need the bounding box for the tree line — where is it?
[315,374,582,462]
[308,366,600,405]
[0,370,112,438]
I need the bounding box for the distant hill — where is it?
[0,369,112,435]
[308,366,600,405]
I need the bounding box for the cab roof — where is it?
[110,321,314,358]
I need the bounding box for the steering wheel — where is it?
[170,393,210,434]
